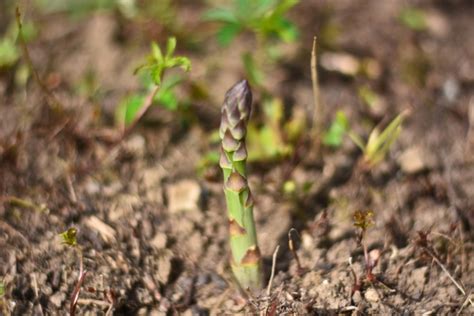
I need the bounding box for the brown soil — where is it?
[1,0,473,315]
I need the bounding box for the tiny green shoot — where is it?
[349,112,407,167]
[59,227,86,316]
[59,227,78,247]
[116,37,191,134]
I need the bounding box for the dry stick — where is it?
[288,228,303,272]
[457,293,474,316]
[424,247,474,307]
[70,248,87,316]
[120,85,161,140]
[15,7,63,111]
[266,245,280,296]
[311,36,322,142]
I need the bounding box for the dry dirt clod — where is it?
[397,146,437,174]
[364,288,380,303]
[84,216,116,243]
[150,232,167,250]
[49,291,66,308]
[166,179,201,213]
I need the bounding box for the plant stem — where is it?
[219,80,262,290]
[311,37,323,143]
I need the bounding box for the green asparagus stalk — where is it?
[219,80,262,290]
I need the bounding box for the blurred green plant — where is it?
[115,37,191,130]
[204,0,299,86]
[0,279,6,315]
[399,7,427,31]
[59,227,78,247]
[323,110,349,147]
[0,21,37,68]
[247,97,304,161]
[358,86,380,110]
[349,112,406,167]
[203,0,299,46]
[58,227,87,316]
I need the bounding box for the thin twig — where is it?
[70,248,87,316]
[121,85,160,139]
[311,36,322,140]
[456,293,473,316]
[266,245,280,296]
[288,228,303,272]
[425,247,474,307]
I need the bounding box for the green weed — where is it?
[115,37,191,130]
[204,0,299,86]
[349,112,407,167]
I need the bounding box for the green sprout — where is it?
[58,228,88,315]
[219,80,262,290]
[353,210,375,232]
[136,37,191,86]
[59,227,78,247]
[115,37,191,133]
[349,112,407,167]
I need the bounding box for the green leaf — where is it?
[217,23,242,46]
[323,111,349,147]
[165,37,176,58]
[0,38,19,67]
[151,41,163,65]
[399,7,427,31]
[150,65,163,85]
[365,113,404,165]
[166,56,191,72]
[115,94,146,126]
[202,8,238,23]
[242,52,264,86]
[276,18,299,42]
[156,89,178,110]
[59,227,78,247]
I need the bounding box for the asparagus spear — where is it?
[219,80,262,290]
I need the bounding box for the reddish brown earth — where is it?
[1,0,473,315]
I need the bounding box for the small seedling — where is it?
[116,37,191,136]
[350,210,392,296]
[219,80,262,290]
[349,112,407,167]
[59,227,87,316]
